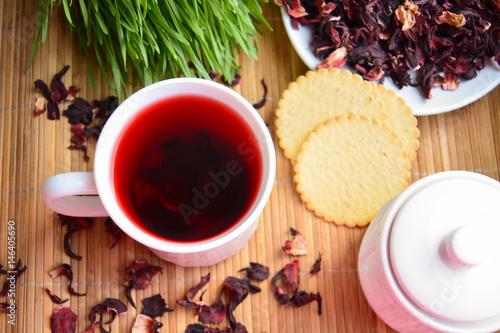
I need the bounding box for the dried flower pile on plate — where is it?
[278,0,500,98]
[276,68,416,227]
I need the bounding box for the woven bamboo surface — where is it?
[1,0,500,332]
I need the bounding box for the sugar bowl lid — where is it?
[389,171,500,323]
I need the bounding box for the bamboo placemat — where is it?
[1,1,500,332]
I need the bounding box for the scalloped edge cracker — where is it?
[294,114,411,227]
[374,84,420,161]
[275,68,387,163]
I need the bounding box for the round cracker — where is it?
[276,68,387,163]
[294,114,411,227]
[374,84,420,162]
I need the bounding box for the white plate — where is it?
[281,7,500,116]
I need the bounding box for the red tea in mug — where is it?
[113,94,263,242]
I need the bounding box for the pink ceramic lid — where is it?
[389,175,500,322]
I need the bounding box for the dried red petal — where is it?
[395,1,420,31]
[49,263,86,297]
[0,302,9,313]
[283,0,308,18]
[283,259,300,294]
[291,291,322,315]
[316,0,336,17]
[51,306,78,333]
[35,96,47,116]
[176,273,211,309]
[283,227,308,256]
[141,294,173,318]
[184,323,231,333]
[67,86,79,101]
[239,262,270,281]
[0,260,27,297]
[198,296,226,325]
[46,288,69,304]
[71,123,87,145]
[271,259,322,315]
[124,260,163,308]
[209,70,219,80]
[59,215,94,260]
[223,70,242,86]
[131,314,161,333]
[91,96,119,119]
[34,79,51,100]
[87,298,127,333]
[252,79,268,110]
[104,218,124,249]
[317,47,347,69]
[223,276,261,331]
[50,65,70,104]
[67,144,90,162]
[63,98,95,125]
[442,73,460,90]
[437,11,466,27]
[47,100,61,120]
[310,253,322,275]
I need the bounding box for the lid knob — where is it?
[444,225,493,267]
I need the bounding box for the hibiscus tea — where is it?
[113,94,263,243]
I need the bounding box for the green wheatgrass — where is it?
[29,0,271,100]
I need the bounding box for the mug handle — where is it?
[41,172,109,217]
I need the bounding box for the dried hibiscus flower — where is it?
[131,314,163,333]
[310,253,322,275]
[0,259,27,297]
[104,218,124,249]
[184,323,231,333]
[64,95,119,161]
[63,98,96,126]
[272,259,322,315]
[49,263,85,296]
[34,65,74,119]
[124,260,163,309]
[46,288,69,304]
[67,144,90,162]
[223,70,242,86]
[251,79,268,110]
[222,276,261,332]
[0,302,10,313]
[35,67,119,162]
[141,294,174,318]
[51,306,78,333]
[86,298,127,333]
[198,294,226,325]
[176,273,228,325]
[283,227,308,256]
[59,214,94,260]
[132,294,174,333]
[176,273,211,309]
[34,79,59,119]
[238,262,270,281]
[35,96,47,116]
[67,85,79,101]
